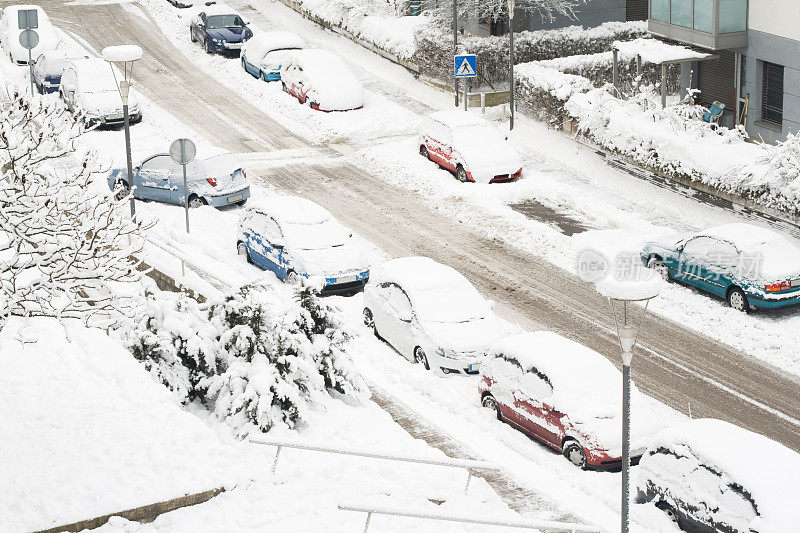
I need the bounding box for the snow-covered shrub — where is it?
[514,62,593,125]
[0,91,148,326]
[122,281,366,436]
[413,20,648,84]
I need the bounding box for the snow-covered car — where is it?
[641,223,800,312]
[419,111,523,183]
[59,58,142,127]
[32,49,85,94]
[0,5,59,65]
[479,331,665,469]
[281,49,364,112]
[636,418,800,532]
[108,149,249,208]
[237,196,370,295]
[189,9,252,56]
[363,256,505,375]
[241,31,305,82]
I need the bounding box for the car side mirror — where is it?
[134,165,140,172]
[273,242,284,250]
[676,243,685,252]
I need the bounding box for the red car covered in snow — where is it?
[418,111,523,183]
[479,331,665,470]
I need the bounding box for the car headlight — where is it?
[212,38,222,43]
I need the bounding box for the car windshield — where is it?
[282,219,348,250]
[413,283,490,324]
[206,15,245,29]
[452,125,500,145]
[84,73,120,93]
[203,153,241,178]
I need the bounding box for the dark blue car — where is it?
[31,50,85,94]
[189,11,252,56]
[641,223,800,312]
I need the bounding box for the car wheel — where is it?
[727,287,750,313]
[261,71,268,82]
[114,181,130,200]
[190,29,196,42]
[420,145,430,160]
[188,196,206,208]
[286,271,299,285]
[456,164,469,183]
[414,347,430,370]
[237,242,252,264]
[563,440,587,469]
[282,82,288,93]
[363,308,374,329]
[647,257,670,281]
[205,40,212,54]
[482,394,501,420]
[655,501,681,527]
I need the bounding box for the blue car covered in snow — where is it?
[31,50,86,94]
[237,196,370,295]
[189,10,252,56]
[240,31,305,82]
[109,150,250,208]
[641,223,800,312]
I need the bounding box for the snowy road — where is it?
[31,0,800,456]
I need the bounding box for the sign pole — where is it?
[169,138,197,235]
[453,0,458,107]
[508,0,515,130]
[27,45,34,96]
[182,161,189,233]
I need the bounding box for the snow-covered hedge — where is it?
[413,21,648,84]
[564,87,800,216]
[514,63,593,125]
[123,281,366,436]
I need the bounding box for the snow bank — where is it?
[0,317,242,533]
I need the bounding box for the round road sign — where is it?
[19,29,39,50]
[169,138,196,165]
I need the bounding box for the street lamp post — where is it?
[595,265,662,533]
[102,45,143,219]
[507,0,515,130]
[453,0,459,107]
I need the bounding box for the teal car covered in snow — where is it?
[240,31,305,82]
[640,223,800,312]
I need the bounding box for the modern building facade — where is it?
[648,0,800,142]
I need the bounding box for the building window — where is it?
[670,0,692,27]
[651,0,669,22]
[693,0,714,32]
[719,0,747,33]
[761,61,784,125]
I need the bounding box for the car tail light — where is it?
[766,281,791,292]
[243,170,246,179]
[512,168,523,178]
[206,178,217,187]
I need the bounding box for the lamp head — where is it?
[619,324,636,365]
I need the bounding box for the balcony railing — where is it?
[649,0,748,50]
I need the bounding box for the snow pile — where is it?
[122,281,366,436]
[101,44,143,62]
[292,0,428,59]
[0,317,243,533]
[638,418,800,532]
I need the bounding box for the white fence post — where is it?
[362,511,372,533]
[463,468,472,494]
[271,445,282,475]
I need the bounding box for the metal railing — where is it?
[338,501,603,533]
[249,438,499,494]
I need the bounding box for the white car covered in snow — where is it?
[0,5,59,65]
[281,49,364,112]
[59,58,142,127]
[419,111,523,183]
[636,418,800,532]
[237,196,370,295]
[241,31,305,82]
[363,256,506,375]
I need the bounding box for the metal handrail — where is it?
[338,501,603,533]
[249,438,500,494]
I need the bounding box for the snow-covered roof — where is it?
[202,4,241,16]
[428,110,486,129]
[70,57,116,80]
[645,418,800,529]
[372,256,467,292]
[243,31,304,60]
[249,195,331,225]
[292,49,347,74]
[701,223,782,250]
[613,38,713,65]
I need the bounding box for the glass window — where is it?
[762,61,784,125]
[693,0,713,32]
[719,0,747,33]
[650,0,669,22]
[670,0,692,27]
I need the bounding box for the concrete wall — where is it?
[463,0,626,36]
[734,29,800,143]
[749,0,800,42]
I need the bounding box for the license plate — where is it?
[468,363,479,372]
[225,42,243,49]
[227,194,243,203]
[336,274,357,284]
[792,279,800,288]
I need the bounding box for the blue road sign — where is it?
[454,54,477,78]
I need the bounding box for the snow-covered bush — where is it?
[122,281,366,436]
[0,91,147,326]
[413,21,648,84]
[514,62,593,125]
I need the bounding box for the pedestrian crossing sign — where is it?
[454,54,477,78]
